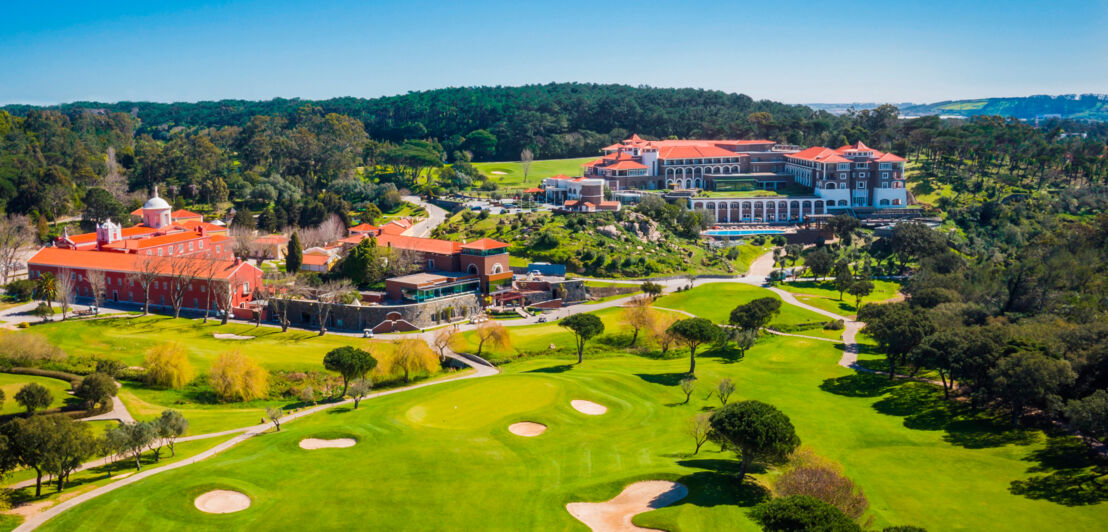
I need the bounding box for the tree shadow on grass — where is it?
[702,346,745,364]
[1009,435,1108,506]
[819,373,897,398]
[675,459,771,508]
[525,364,575,374]
[635,372,688,387]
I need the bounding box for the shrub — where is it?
[751,495,861,532]
[5,279,35,302]
[209,350,268,402]
[824,319,845,331]
[774,466,869,519]
[143,341,194,389]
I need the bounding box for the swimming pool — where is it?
[703,229,786,236]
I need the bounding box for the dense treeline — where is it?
[0,85,1105,237]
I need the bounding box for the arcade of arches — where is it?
[688,198,830,223]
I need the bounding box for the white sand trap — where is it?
[299,438,357,449]
[194,490,251,514]
[567,481,688,532]
[508,422,547,437]
[491,171,507,175]
[213,333,254,340]
[571,400,608,415]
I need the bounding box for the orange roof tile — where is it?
[377,234,461,255]
[102,231,204,250]
[65,226,157,245]
[604,160,648,170]
[349,223,378,233]
[28,247,256,280]
[301,254,333,266]
[460,238,508,251]
[787,146,851,163]
[171,209,203,219]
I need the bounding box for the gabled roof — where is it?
[605,160,648,170]
[179,220,227,233]
[787,146,851,163]
[460,238,508,251]
[348,223,378,233]
[376,234,462,255]
[100,231,205,251]
[171,209,203,219]
[28,247,257,280]
[656,144,744,159]
[65,226,157,245]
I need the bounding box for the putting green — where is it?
[402,376,559,429]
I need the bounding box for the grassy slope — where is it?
[774,280,902,318]
[0,373,74,416]
[471,157,596,190]
[37,333,1106,532]
[654,283,842,339]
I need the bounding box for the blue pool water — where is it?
[703,229,786,236]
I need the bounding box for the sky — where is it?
[1,0,1106,106]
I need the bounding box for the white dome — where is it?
[143,196,170,210]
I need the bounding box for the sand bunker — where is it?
[490,171,507,175]
[571,400,608,415]
[567,481,688,532]
[299,438,357,449]
[213,333,254,340]
[194,490,251,514]
[508,422,547,437]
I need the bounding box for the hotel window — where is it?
[178,244,184,253]
[857,182,867,189]
[188,242,194,251]
[880,182,890,188]
[837,163,850,171]
[839,173,847,179]
[858,172,867,178]
[879,163,892,170]
[881,172,889,179]
[198,241,204,249]
[166,246,172,255]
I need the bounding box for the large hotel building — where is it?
[543,134,908,223]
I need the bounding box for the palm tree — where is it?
[36,272,57,309]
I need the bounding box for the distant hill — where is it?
[804,102,915,116]
[897,94,1108,121]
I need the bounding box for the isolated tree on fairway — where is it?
[623,296,654,347]
[266,406,283,431]
[687,413,711,455]
[751,495,860,532]
[6,415,53,495]
[323,346,378,397]
[559,313,605,364]
[640,281,663,299]
[734,329,758,356]
[708,400,800,481]
[846,279,874,310]
[349,379,373,409]
[76,373,117,413]
[716,378,736,405]
[680,376,696,404]
[286,232,303,274]
[15,383,52,414]
[155,410,189,458]
[668,317,719,375]
[472,321,510,358]
[520,148,534,183]
[730,297,782,335]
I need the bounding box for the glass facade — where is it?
[404,279,481,302]
[461,248,507,257]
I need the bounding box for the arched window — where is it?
[467,264,479,275]
[492,263,503,274]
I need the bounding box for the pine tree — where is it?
[286,232,302,274]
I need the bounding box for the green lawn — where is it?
[471,156,596,190]
[775,280,903,318]
[0,373,74,416]
[29,316,395,373]
[655,283,842,339]
[35,333,1106,531]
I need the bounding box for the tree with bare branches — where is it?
[431,327,457,362]
[472,321,510,358]
[55,268,76,320]
[198,255,224,323]
[385,246,422,277]
[86,270,107,312]
[229,226,259,263]
[623,296,655,347]
[263,273,300,332]
[299,215,346,249]
[309,279,352,336]
[165,255,205,318]
[213,279,237,325]
[520,148,534,183]
[0,215,34,285]
[127,254,162,315]
[687,413,712,455]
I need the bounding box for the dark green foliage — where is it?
[342,238,385,287]
[75,372,117,412]
[15,382,53,414]
[751,495,861,532]
[323,346,378,397]
[559,313,605,364]
[286,232,303,274]
[858,302,935,379]
[5,279,35,301]
[991,352,1076,427]
[708,400,800,481]
[730,297,783,333]
[805,247,835,279]
[668,317,720,375]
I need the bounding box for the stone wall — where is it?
[271,293,482,331]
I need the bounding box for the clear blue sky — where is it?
[1,0,1105,105]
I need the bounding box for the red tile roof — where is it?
[171,209,203,219]
[604,160,648,170]
[179,220,227,233]
[656,144,744,159]
[460,238,508,251]
[787,146,851,163]
[377,234,461,255]
[28,247,255,280]
[65,226,157,245]
[101,231,204,251]
[301,254,334,266]
[348,223,378,233]
[522,187,544,193]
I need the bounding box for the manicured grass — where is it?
[0,373,74,416]
[775,280,903,318]
[30,316,395,373]
[453,306,658,361]
[37,334,1106,531]
[654,283,841,339]
[470,157,596,190]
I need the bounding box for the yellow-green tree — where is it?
[393,339,438,382]
[144,341,194,388]
[209,350,268,402]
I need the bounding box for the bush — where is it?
[209,350,269,402]
[144,342,194,389]
[5,367,82,388]
[774,466,868,519]
[5,279,35,302]
[823,319,845,331]
[751,495,861,532]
